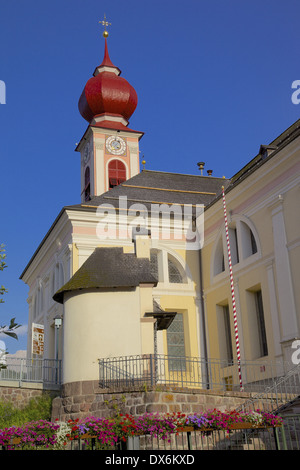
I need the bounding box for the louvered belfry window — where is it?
[108,160,126,188]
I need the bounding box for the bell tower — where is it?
[76,17,143,202]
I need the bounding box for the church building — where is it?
[20,28,300,393]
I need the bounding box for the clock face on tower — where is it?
[106,135,127,156]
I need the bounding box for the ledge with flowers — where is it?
[0,409,283,450]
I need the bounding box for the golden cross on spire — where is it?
[99,14,111,38]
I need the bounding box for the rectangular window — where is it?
[217,303,234,365]
[223,305,234,364]
[246,287,268,359]
[167,313,186,371]
[255,290,268,357]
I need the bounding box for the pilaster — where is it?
[269,195,298,341]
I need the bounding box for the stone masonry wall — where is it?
[51,380,254,422]
[0,384,54,409]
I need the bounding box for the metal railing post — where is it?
[19,358,23,387]
[278,424,288,450]
[149,354,153,387]
[274,426,281,450]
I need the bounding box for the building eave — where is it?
[204,118,300,213]
[19,206,81,281]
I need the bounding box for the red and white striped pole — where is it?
[221,186,243,391]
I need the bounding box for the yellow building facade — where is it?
[202,121,300,379]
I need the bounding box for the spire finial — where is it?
[99,14,111,38]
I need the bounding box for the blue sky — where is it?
[0,0,299,354]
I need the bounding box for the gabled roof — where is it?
[53,247,157,304]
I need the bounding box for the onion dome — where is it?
[78,38,138,128]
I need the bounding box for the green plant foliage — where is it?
[0,393,52,428]
[0,244,21,339]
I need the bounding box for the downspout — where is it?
[199,247,210,389]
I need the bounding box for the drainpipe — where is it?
[54,315,62,384]
[199,247,210,389]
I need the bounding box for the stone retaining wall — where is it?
[51,380,254,422]
[0,383,47,409]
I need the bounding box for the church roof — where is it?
[19,169,228,280]
[53,247,157,304]
[76,169,230,211]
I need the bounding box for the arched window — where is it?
[33,294,38,320]
[51,262,65,295]
[150,249,189,285]
[213,237,225,276]
[213,218,259,277]
[240,221,257,258]
[33,281,44,319]
[168,255,187,284]
[228,225,239,265]
[84,166,91,201]
[108,160,126,189]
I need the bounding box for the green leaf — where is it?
[3,331,18,340]
[8,318,20,330]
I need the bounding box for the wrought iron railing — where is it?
[66,425,282,451]
[238,362,300,412]
[274,414,300,450]
[99,354,300,400]
[0,357,62,389]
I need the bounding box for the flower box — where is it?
[0,410,283,449]
[180,422,282,433]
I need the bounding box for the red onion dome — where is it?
[78,39,138,125]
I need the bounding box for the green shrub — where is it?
[0,393,52,428]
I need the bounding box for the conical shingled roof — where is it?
[53,247,157,304]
